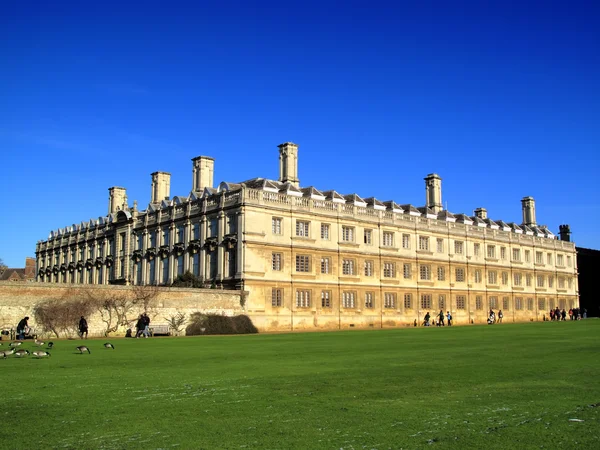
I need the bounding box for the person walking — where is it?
[498,310,504,323]
[438,310,445,327]
[423,312,431,326]
[16,316,29,340]
[78,316,88,339]
[135,315,144,338]
[446,311,452,326]
[142,313,151,338]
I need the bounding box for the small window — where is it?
[296,255,310,272]
[321,290,331,308]
[420,264,431,280]
[489,296,498,309]
[364,229,372,245]
[456,295,466,310]
[296,290,311,308]
[402,234,410,249]
[455,268,465,282]
[383,262,395,278]
[418,236,429,251]
[404,293,412,309]
[502,296,510,310]
[384,293,396,308]
[438,295,446,310]
[437,266,445,281]
[487,245,495,258]
[500,247,506,260]
[475,296,483,310]
[403,263,411,279]
[474,269,482,283]
[364,260,374,277]
[473,243,480,257]
[454,241,464,254]
[321,224,330,240]
[341,226,354,242]
[513,273,522,286]
[420,294,432,309]
[271,289,283,307]
[296,221,310,237]
[436,238,444,253]
[525,250,531,262]
[383,231,394,247]
[342,291,356,308]
[365,292,374,309]
[513,248,521,261]
[342,259,355,275]
[272,217,282,235]
[501,272,508,285]
[272,253,282,271]
[488,270,497,284]
[527,298,534,311]
[320,257,330,274]
[515,297,523,310]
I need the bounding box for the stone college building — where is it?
[35,143,578,330]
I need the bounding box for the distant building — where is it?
[576,246,600,317]
[0,257,36,282]
[35,143,578,328]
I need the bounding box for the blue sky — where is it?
[1,1,599,267]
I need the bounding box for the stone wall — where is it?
[0,282,245,337]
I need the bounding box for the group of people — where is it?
[423,310,453,327]
[548,307,587,321]
[135,313,151,338]
[488,309,504,324]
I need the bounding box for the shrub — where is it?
[185,312,258,336]
[171,271,203,288]
[33,297,94,338]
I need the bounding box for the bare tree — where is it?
[32,293,94,338]
[131,284,160,314]
[164,311,186,336]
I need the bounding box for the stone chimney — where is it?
[192,156,214,193]
[424,173,442,213]
[278,142,299,187]
[108,187,128,214]
[559,224,571,242]
[151,172,171,204]
[474,207,487,219]
[521,196,536,227]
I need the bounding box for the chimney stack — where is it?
[559,224,571,242]
[474,207,487,219]
[108,187,128,214]
[278,142,300,187]
[192,156,215,193]
[424,173,443,213]
[151,172,171,204]
[521,196,536,227]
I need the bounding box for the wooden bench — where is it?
[150,325,171,336]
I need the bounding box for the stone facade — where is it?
[35,142,578,331]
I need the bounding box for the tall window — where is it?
[402,234,410,249]
[321,224,330,240]
[513,248,521,261]
[272,217,282,235]
[526,274,532,287]
[536,251,543,264]
[177,254,184,276]
[403,263,411,279]
[296,221,310,237]
[227,214,237,234]
[193,222,200,240]
[342,291,356,308]
[208,218,218,237]
[384,293,396,308]
[341,226,354,242]
[538,298,546,311]
[489,296,498,309]
[500,247,506,260]
[455,268,465,282]
[567,255,572,267]
[272,289,283,307]
[364,229,372,245]
[527,298,534,311]
[437,266,445,281]
[502,296,510,310]
[149,232,157,248]
[436,238,444,253]
[342,259,355,275]
[454,241,464,254]
[537,275,544,287]
[418,236,429,251]
[296,290,311,308]
[404,293,412,309]
[558,277,565,289]
[193,253,199,276]
[487,245,496,258]
[162,258,169,284]
[272,253,282,271]
[149,259,156,283]
[488,270,497,284]
[296,255,310,272]
[547,253,552,265]
[548,276,554,288]
[383,231,394,247]
[501,272,508,285]
[419,264,431,280]
[514,273,522,286]
[525,250,531,262]
[321,290,331,308]
[177,225,185,243]
[420,294,432,309]
[320,257,330,274]
[474,269,482,283]
[383,262,395,278]
[456,296,466,310]
[557,254,564,266]
[438,295,446,310]
[162,227,170,246]
[365,292,374,308]
[473,243,480,257]
[475,296,483,310]
[137,233,144,250]
[364,260,374,277]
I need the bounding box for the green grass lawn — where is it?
[1,320,599,449]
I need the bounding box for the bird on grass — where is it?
[47,342,54,349]
[76,345,91,354]
[34,339,45,346]
[103,343,115,349]
[9,342,22,348]
[1,349,15,358]
[14,349,30,357]
[32,351,50,358]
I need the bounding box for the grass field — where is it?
[1,320,599,449]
